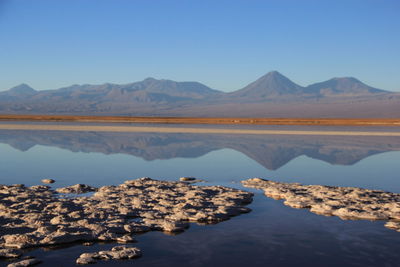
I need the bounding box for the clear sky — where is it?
[1,0,399,92]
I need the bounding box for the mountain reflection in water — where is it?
[0,130,399,170]
[1,128,400,267]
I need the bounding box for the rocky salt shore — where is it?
[0,177,253,265]
[6,257,41,267]
[76,246,142,264]
[242,178,400,232]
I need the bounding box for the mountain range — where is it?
[0,130,399,170]
[1,71,399,117]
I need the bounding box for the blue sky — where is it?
[1,0,399,92]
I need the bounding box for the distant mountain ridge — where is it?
[10,78,220,102]
[1,71,399,117]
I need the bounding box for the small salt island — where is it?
[242,178,400,232]
[0,177,253,265]
[41,179,55,184]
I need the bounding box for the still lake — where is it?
[1,124,400,267]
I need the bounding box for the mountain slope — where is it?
[122,78,221,98]
[0,83,37,100]
[229,71,305,99]
[306,77,388,96]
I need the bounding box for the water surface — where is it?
[1,124,400,266]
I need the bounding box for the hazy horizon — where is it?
[1,0,399,92]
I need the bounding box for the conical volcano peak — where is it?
[231,71,304,98]
[256,71,288,81]
[264,70,284,77]
[259,71,296,84]
[3,84,37,97]
[9,83,36,94]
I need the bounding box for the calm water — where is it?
[1,124,400,266]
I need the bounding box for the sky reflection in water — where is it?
[1,128,400,267]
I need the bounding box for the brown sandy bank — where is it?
[0,114,400,126]
[0,124,400,136]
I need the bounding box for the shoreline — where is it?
[0,114,400,126]
[0,123,400,136]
